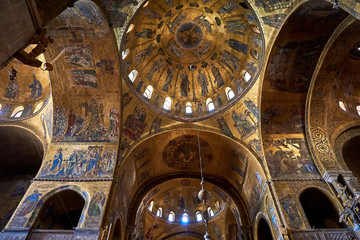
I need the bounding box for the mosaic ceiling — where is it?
[121,0,264,122]
[142,178,226,224]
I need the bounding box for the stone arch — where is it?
[298,186,344,229]
[26,185,90,228]
[254,214,274,240]
[261,0,348,179]
[0,125,44,231]
[305,16,360,174]
[334,127,360,173]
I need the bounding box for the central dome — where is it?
[121,0,264,122]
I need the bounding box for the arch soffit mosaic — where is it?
[306,16,360,174]
[118,130,264,225]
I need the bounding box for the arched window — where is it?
[196,211,202,222]
[156,207,163,217]
[206,98,215,112]
[242,70,252,82]
[207,207,214,217]
[128,70,138,83]
[33,101,44,113]
[225,87,235,100]
[300,188,344,228]
[143,85,153,99]
[163,97,172,111]
[185,102,192,114]
[33,190,85,229]
[127,24,135,33]
[10,106,24,118]
[356,105,360,116]
[181,212,189,224]
[143,1,149,7]
[122,49,129,60]
[148,201,154,212]
[339,101,346,111]
[0,103,2,111]
[168,211,175,222]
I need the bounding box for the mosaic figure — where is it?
[147,59,165,81]
[232,110,257,139]
[168,39,184,59]
[180,71,190,97]
[197,70,209,96]
[226,39,248,55]
[135,28,156,39]
[29,75,42,98]
[109,108,119,136]
[17,190,42,216]
[135,44,156,64]
[96,59,116,74]
[4,77,19,99]
[168,13,187,32]
[88,190,106,217]
[162,67,174,92]
[53,106,67,136]
[217,0,239,15]
[149,117,162,135]
[221,51,240,73]
[262,14,287,29]
[217,117,235,139]
[225,20,246,35]
[143,8,162,20]
[211,64,225,88]
[123,107,147,141]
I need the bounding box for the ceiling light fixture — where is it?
[196,115,211,240]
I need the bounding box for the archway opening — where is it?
[0,126,43,231]
[257,218,273,240]
[342,135,360,180]
[33,190,85,230]
[300,188,344,228]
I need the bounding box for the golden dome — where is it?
[120,0,264,121]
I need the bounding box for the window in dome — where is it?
[0,103,2,111]
[10,106,24,118]
[143,85,153,99]
[225,87,235,100]
[127,24,135,33]
[156,207,162,217]
[339,101,346,111]
[181,212,189,224]
[242,70,252,82]
[33,101,44,113]
[185,102,192,114]
[148,201,154,212]
[168,211,175,222]
[206,98,215,112]
[215,201,221,211]
[128,70,138,83]
[356,105,360,116]
[196,211,202,222]
[163,97,172,111]
[143,1,149,7]
[207,207,214,217]
[122,49,129,59]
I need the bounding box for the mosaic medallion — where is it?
[162,135,213,170]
